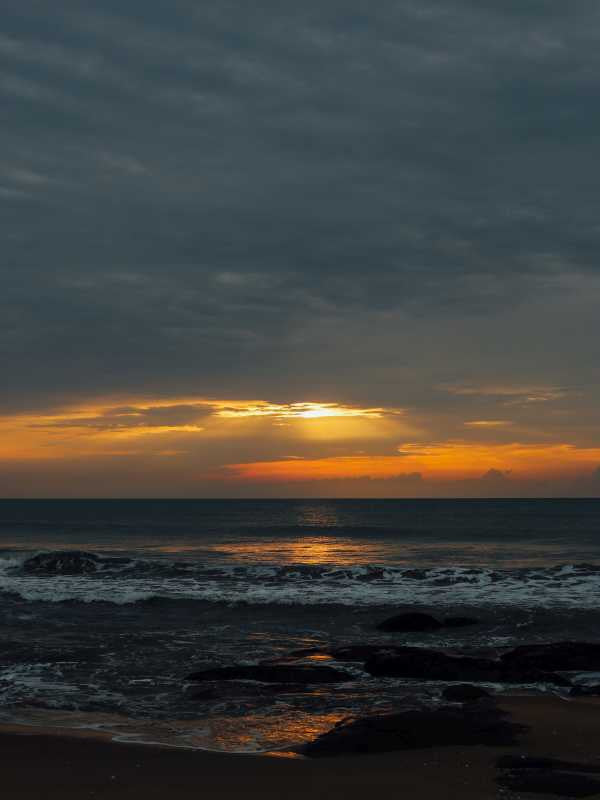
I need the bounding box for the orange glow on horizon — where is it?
[227,442,600,483]
[1,395,599,490]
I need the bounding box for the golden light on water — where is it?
[205,537,391,565]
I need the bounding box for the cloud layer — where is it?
[1,1,599,495]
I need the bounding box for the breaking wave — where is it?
[0,551,599,608]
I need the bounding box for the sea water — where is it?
[0,499,599,752]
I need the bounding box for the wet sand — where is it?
[2,696,600,799]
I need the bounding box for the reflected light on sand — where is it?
[0,708,347,754]
[201,710,347,753]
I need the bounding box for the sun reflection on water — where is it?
[206,537,392,566]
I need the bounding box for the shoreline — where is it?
[3,696,600,799]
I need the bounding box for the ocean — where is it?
[1,498,599,753]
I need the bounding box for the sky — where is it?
[1,0,600,498]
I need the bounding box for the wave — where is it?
[0,551,599,608]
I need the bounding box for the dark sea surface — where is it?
[1,498,599,752]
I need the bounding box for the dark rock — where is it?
[303,705,525,757]
[496,753,600,796]
[496,755,600,774]
[376,612,443,632]
[570,684,600,697]
[442,684,492,702]
[501,641,600,672]
[365,646,570,686]
[443,616,479,628]
[185,664,353,684]
[366,647,493,680]
[22,551,101,576]
[402,569,428,579]
[499,664,572,687]
[497,771,600,797]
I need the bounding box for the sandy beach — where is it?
[3,696,600,799]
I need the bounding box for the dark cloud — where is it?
[481,468,511,482]
[34,403,213,430]
[1,1,599,454]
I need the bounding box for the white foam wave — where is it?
[0,558,599,608]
